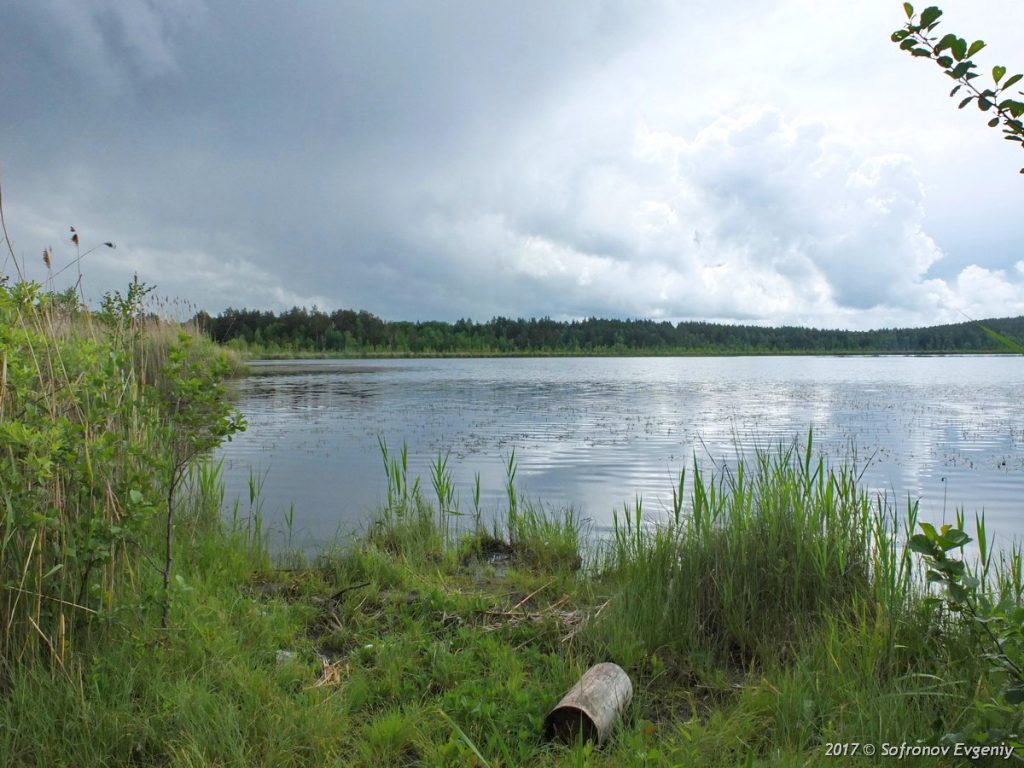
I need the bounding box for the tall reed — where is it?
[369,437,582,571]
[595,431,917,667]
[2,280,153,667]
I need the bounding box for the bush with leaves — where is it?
[911,519,1024,748]
[0,274,246,665]
[0,281,164,664]
[154,332,246,629]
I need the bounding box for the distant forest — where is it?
[195,306,1024,356]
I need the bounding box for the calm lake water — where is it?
[216,356,1023,552]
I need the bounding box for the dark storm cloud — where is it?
[2,1,657,314]
[2,1,1022,328]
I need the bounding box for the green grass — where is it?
[595,433,913,668]
[2,271,1018,765]
[5,428,1013,766]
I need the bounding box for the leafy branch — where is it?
[892,4,1024,173]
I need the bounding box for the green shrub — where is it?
[0,278,243,668]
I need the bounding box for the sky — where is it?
[1,0,1022,330]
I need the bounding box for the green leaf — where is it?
[979,96,993,111]
[936,33,957,52]
[910,534,940,557]
[952,38,967,61]
[949,84,962,96]
[129,489,144,505]
[1003,73,1023,89]
[891,29,910,42]
[968,40,986,57]
[936,56,953,68]
[951,61,972,79]
[994,65,1007,83]
[989,117,1001,127]
[932,559,966,576]
[919,522,939,541]
[919,6,942,26]
[946,583,969,602]
[911,48,932,57]
[938,529,971,549]
[904,2,914,19]
[1004,685,1024,706]
[43,564,64,579]
[900,38,918,51]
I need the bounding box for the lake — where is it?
[216,356,1023,552]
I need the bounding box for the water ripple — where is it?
[218,356,1024,549]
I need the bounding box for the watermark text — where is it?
[824,742,1015,760]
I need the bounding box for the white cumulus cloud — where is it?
[424,107,1023,328]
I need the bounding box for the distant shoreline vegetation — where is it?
[195,306,1024,357]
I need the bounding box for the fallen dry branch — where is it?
[477,597,610,644]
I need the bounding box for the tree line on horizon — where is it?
[193,306,1024,355]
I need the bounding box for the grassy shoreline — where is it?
[3,446,1021,765]
[3,281,1023,766]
